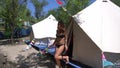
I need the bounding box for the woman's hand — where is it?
[48,44,53,48]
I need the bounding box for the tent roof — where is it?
[32,15,58,39]
[73,0,120,53]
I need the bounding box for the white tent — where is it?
[73,0,120,53]
[72,0,120,68]
[32,15,58,39]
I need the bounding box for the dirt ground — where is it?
[0,39,58,68]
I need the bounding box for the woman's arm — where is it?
[48,38,56,47]
[65,31,68,51]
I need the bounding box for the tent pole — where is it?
[62,60,81,68]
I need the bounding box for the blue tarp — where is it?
[14,27,32,37]
[21,28,28,36]
[0,32,4,39]
[20,27,31,36]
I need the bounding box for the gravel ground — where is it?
[0,43,58,68]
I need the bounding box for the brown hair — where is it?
[58,20,65,28]
[57,20,66,34]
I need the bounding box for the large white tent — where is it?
[72,0,120,68]
[32,15,58,39]
[74,0,120,53]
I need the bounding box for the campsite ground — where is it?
[0,39,58,68]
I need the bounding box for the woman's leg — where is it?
[55,47,62,68]
[55,45,69,68]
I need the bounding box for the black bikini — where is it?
[55,34,65,48]
[56,43,65,48]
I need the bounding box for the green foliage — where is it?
[47,0,89,26]
[0,0,33,28]
[4,30,11,38]
[111,0,120,7]
[65,0,89,15]
[1,0,31,24]
[0,0,33,40]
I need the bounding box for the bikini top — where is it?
[56,34,65,38]
[56,29,65,38]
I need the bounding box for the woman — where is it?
[49,20,69,68]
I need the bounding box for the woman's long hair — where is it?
[57,20,66,34]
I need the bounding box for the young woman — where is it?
[49,20,69,68]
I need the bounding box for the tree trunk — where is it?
[11,26,15,45]
[10,0,18,45]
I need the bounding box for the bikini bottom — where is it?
[55,44,67,56]
[56,44,65,48]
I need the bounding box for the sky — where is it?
[27,0,95,17]
[43,0,59,12]
[27,0,59,17]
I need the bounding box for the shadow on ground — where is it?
[0,53,16,68]
[15,53,56,68]
[0,50,56,68]
[0,38,57,68]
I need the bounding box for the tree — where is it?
[111,0,120,7]
[30,0,48,19]
[0,0,32,44]
[0,0,19,39]
[47,0,89,26]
